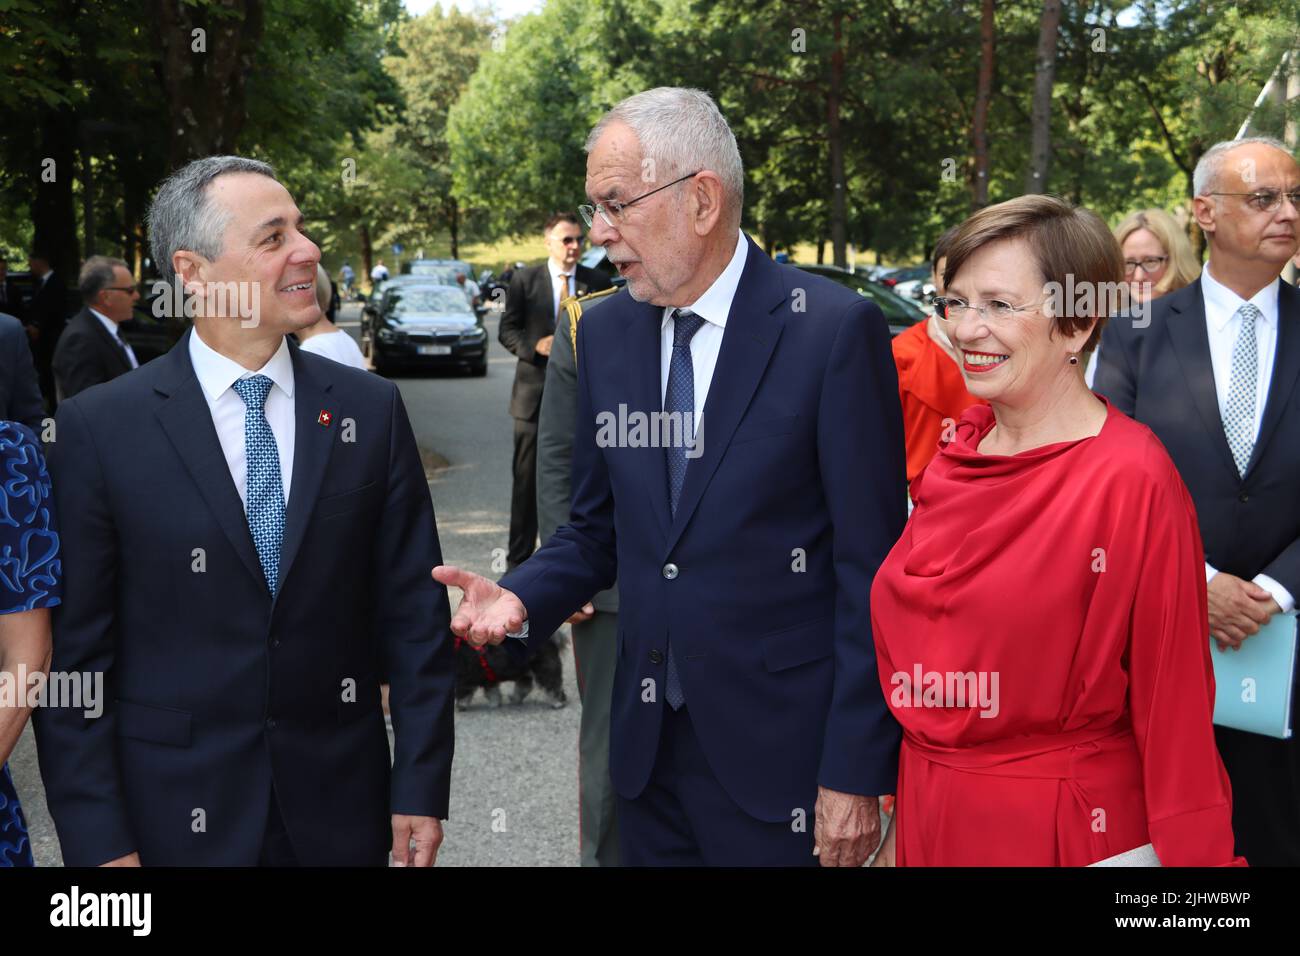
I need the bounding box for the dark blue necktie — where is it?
[664,308,704,710]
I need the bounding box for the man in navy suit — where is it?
[1094,137,1300,865]
[35,156,455,866]
[435,88,906,866]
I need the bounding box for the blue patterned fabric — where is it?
[0,763,33,867]
[0,419,62,868]
[663,309,705,711]
[232,375,286,595]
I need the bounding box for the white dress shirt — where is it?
[549,262,576,319]
[1199,264,1293,612]
[89,307,139,369]
[298,328,368,371]
[658,229,748,426]
[188,330,296,508]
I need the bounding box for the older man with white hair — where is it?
[1095,136,1300,865]
[436,87,906,866]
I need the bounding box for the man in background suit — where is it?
[36,155,455,867]
[0,261,16,315]
[1095,137,1300,865]
[24,251,68,411]
[537,287,621,866]
[498,212,612,568]
[53,255,140,400]
[437,87,906,866]
[0,310,45,428]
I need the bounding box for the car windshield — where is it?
[408,262,472,282]
[389,287,471,314]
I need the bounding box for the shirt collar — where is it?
[188,328,295,403]
[1201,261,1279,332]
[89,307,118,332]
[660,230,749,332]
[549,260,576,282]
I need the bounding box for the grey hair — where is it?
[1193,136,1294,196]
[147,155,278,281]
[585,87,744,227]
[78,255,130,304]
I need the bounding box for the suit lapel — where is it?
[1247,280,1300,478]
[154,330,265,589]
[84,308,133,375]
[274,342,336,597]
[1166,281,1239,478]
[664,240,785,556]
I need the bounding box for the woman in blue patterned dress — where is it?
[0,421,61,867]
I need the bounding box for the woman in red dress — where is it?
[870,195,1243,867]
[892,227,984,490]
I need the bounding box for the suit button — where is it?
[1239,493,1250,503]
[271,638,282,648]
[649,649,664,664]
[662,563,679,580]
[265,718,277,730]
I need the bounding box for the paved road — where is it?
[10,304,583,866]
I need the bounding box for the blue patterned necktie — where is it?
[1223,304,1260,477]
[232,375,285,594]
[664,308,705,710]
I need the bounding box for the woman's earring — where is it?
[1068,353,1080,366]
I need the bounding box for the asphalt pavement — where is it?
[9,303,583,867]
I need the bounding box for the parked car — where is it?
[362,283,487,376]
[794,264,925,336]
[579,246,626,288]
[879,263,931,303]
[400,258,476,284]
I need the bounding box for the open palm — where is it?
[432,565,527,646]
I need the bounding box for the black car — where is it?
[579,246,627,288]
[363,283,487,376]
[399,258,475,284]
[794,265,925,336]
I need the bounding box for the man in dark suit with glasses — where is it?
[498,212,611,569]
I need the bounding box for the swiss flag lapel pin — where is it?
[318,410,332,427]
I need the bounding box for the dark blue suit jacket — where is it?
[1094,278,1300,602]
[500,239,906,822]
[35,329,455,866]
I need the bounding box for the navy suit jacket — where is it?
[0,311,45,428]
[500,239,907,822]
[35,329,455,866]
[1094,278,1300,602]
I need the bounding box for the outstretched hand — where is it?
[432,565,528,646]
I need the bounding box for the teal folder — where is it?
[1211,612,1296,739]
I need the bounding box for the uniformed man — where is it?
[536,283,620,866]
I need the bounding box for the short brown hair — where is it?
[942,194,1123,353]
[544,211,581,234]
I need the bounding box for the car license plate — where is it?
[418,345,452,356]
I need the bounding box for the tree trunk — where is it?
[31,109,80,278]
[153,0,265,168]
[1025,0,1061,194]
[360,222,373,291]
[972,0,995,208]
[828,10,848,269]
[817,239,825,265]
[449,198,460,260]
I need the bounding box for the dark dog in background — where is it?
[455,631,568,710]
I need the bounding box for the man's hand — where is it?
[535,334,554,358]
[99,852,141,867]
[1208,573,1276,650]
[813,787,880,867]
[565,601,595,625]
[432,565,527,646]
[390,815,443,867]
